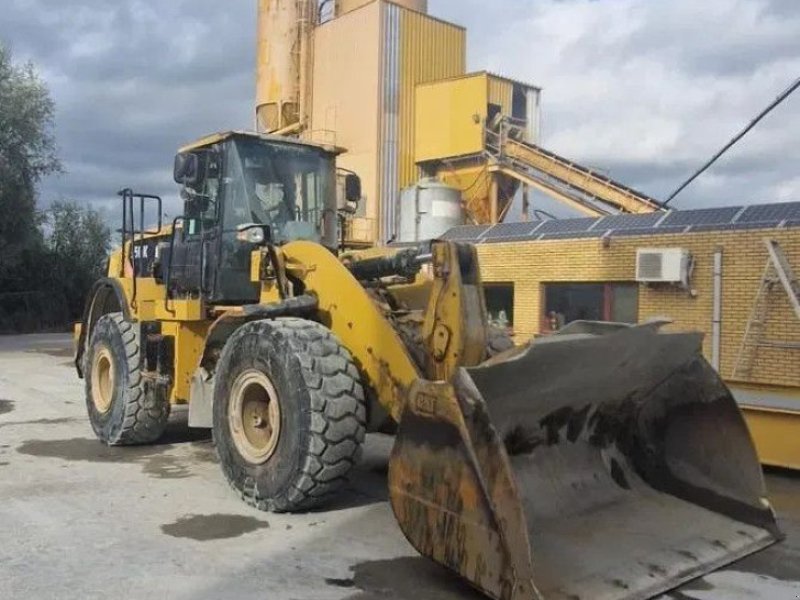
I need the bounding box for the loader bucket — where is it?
[388,324,780,600]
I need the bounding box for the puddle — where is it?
[16,438,197,480]
[326,578,355,588]
[0,400,14,415]
[0,462,9,467]
[141,454,193,479]
[668,571,800,599]
[342,557,485,600]
[161,514,270,541]
[17,438,165,463]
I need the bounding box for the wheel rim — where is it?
[91,346,115,414]
[229,369,281,465]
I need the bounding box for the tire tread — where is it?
[221,318,366,513]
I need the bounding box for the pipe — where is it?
[297,0,312,132]
[712,249,723,371]
[272,121,303,137]
[347,246,431,281]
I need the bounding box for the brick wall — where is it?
[477,227,800,389]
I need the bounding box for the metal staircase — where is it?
[733,239,800,380]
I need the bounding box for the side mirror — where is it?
[344,173,362,204]
[174,153,200,187]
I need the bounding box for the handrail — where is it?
[486,121,663,215]
[118,188,164,310]
[163,216,184,315]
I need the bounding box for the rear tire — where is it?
[84,313,170,445]
[213,318,366,512]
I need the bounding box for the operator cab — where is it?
[163,131,361,305]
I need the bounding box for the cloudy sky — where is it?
[1,0,798,224]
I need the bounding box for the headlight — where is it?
[236,225,267,245]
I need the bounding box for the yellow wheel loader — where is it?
[74,130,780,600]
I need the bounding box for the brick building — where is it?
[444,202,800,469]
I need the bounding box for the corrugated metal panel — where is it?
[379,2,401,243]
[398,8,466,189]
[487,74,513,115]
[377,4,465,242]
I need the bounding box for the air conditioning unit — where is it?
[636,248,691,283]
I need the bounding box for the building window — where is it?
[543,283,638,331]
[485,283,514,330]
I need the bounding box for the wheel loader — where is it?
[74,130,780,600]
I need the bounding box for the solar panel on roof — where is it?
[537,217,598,235]
[611,226,689,238]
[441,225,490,241]
[481,221,541,240]
[539,231,606,241]
[438,202,800,245]
[483,235,541,244]
[660,206,742,228]
[596,212,665,231]
[729,221,783,231]
[736,203,800,223]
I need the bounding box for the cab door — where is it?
[167,150,222,300]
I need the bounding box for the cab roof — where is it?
[178,130,344,155]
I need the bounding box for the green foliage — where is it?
[0,200,111,333]
[44,201,112,319]
[0,43,60,285]
[0,43,110,332]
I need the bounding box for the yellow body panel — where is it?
[743,407,800,471]
[117,278,204,323]
[161,320,211,404]
[415,75,487,163]
[282,241,421,421]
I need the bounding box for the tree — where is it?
[0,44,111,332]
[0,43,60,286]
[44,201,111,320]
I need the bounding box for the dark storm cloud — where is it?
[1,0,256,224]
[1,0,798,224]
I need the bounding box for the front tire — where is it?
[84,313,170,445]
[213,318,366,512]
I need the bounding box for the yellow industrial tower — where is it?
[255,0,661,247]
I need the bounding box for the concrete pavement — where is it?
[0,333,799,600]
